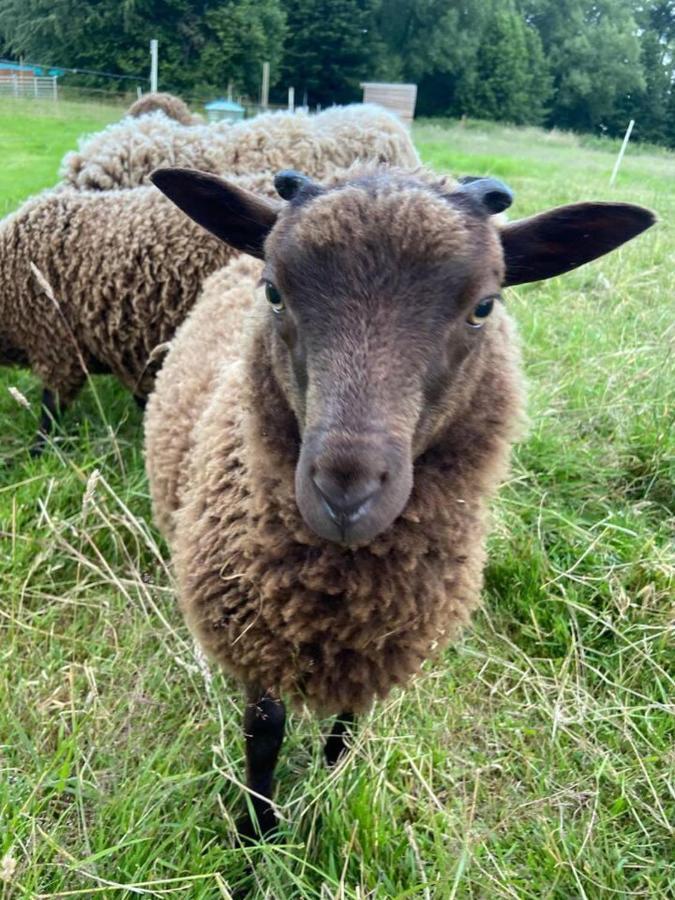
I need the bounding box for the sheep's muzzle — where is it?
[294,427,413,546]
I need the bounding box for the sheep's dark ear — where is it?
[150,167,279,258]
[501,202,655,286]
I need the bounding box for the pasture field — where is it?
[0,99,121,217]
[0,100,673,898]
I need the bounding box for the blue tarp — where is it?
[0,60,64,77]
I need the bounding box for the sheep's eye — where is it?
[264,281,284,313]
[467,296,497,328]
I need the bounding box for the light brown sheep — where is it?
[146,163,654,838]
[126,92,202,125]
[60,103,420,192]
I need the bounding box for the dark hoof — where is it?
[324,735,350,767]
[236,805,279,843]
[324,712,355,767]
[29,436,47,458]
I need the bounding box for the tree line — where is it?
[1,0,674,148]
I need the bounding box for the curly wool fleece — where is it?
[0,178,272,403]
[145,245,524,715]
[60,103,420,192]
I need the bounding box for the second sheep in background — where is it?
[60,102,420,192]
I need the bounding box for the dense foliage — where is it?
[0,0,673,146]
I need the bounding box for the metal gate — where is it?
[0,76,59,100]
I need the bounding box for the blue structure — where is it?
[204,98,245,123]
[0,60,64,77]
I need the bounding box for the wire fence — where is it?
[0,83,305,120]
[0,57,311,117]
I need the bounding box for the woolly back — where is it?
[59,103,420,192]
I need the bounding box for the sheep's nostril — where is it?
[312,471,382,523]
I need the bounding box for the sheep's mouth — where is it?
[319,494,376,543]
[294,428,413,546]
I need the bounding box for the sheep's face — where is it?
[261,176,506,545]
[150,164,654,547]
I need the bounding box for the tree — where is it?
[280,0,378,106]
[375,0,493,116]
[202,0,286,99]
[0,0,132,77]
[624,1,675,145]
[521,0,644,133]
[458,2,551,125]
[375,0,483,81]
[0,0,285,98]
[626,29,673,144]
[664,79,675,147]
[640,0,675,43]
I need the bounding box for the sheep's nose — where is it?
[312,470,383,525]
[296,429,412,545]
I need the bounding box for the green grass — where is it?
[0,98,121,215]
[1,102,673,898]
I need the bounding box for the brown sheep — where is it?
[125,91,202,125]
[146,164,654,838]
[0,175,275,454]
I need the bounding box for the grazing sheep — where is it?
[146,164,654,838]
[60,104,420,192]
[0,174,276,453]
[126,92,202,125]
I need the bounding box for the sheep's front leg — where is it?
[324,712,355,766]
[29,388,61,457]
[237,687,286,841]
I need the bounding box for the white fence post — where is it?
[261,61,269,109]
[610,120,635,187]
[150,39,158,93]
[288,86,295,112]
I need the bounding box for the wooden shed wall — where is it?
[361,83,417,123]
